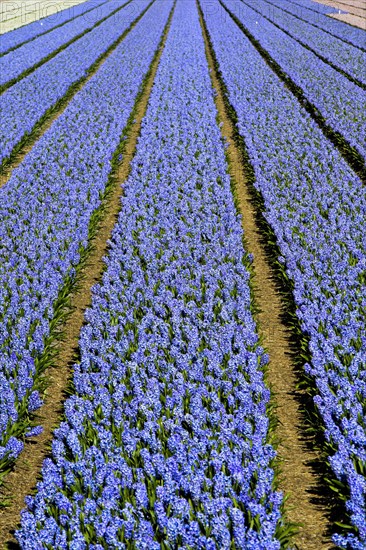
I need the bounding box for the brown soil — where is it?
[0,0,154,188]
[198,4,333,549]
[0,4,175,546]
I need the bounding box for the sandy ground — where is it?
[313,0,366,28]
[0,0,87,34]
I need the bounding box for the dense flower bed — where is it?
[0,0,108,56]
[238,0,365,86]
[16,1,287,547]
[264,0,366,51]
[0,0,132,88]
[0,0,151,166]
[201,0,366,547]
[222,0,366,160]
[0,0,172,480]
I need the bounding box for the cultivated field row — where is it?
[0,0,364,547]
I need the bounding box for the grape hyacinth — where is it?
[238,0,366,86]
[200,0,366,545]
[16,1,286,547]
[0,0,108,55]
[0,0,128,88]
[0,0,151,166]
[222,0,366,161]
[0,0,172,477]
[263,0,366,51]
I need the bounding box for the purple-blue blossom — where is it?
[0,0,172,476]
[265,0,366,50]
[16,1,286,547]
[0,0,129,88]
[0,0,108,55]
[239,0,365,85]
[0,0,152,167]
[222,0,366,161]
[200,0,366,545]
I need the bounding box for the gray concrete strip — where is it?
[314,0,365,16]
[313,0,366,29]
[0,0,86,34]
[329,10,366,28]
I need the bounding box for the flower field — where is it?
[0,0,364,548]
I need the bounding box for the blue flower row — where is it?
[16,1,286,547]
[200,1,365,547]
[265,0,366,51]
[0,0,130,88]
[238,0,365,86]
[0,0,108,56]
[0,0,172,479]
[221,0,366,160]
[0,0,151,166]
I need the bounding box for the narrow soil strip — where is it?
[0,0,154,188]
[0,4,175,547]
[0,0,132,94]
[198,4,333,549]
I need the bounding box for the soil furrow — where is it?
[329,12,366,30]
[198,3,333,548]
[0,3,175,546]
[0,0,154,188]
[317,0,366,15]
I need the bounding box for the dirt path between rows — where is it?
[0,4,175,546]
[198,4,333,549]
[0,0,152,186]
